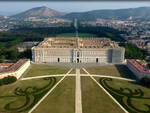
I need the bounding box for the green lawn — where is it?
[81,77,124,113]
[97,77,150,113]
[86,65,135,79]
[56,33,98,37]
[80,69,87,74]
[33,76,75,113]
[69,69,76,74]
[24,64,69,77]
[0,77,61,113]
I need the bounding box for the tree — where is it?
[0,76,17,86]
[120,43,146,60]
[19,48,32,59]
[7,49,19,61]
[0,55,5,63]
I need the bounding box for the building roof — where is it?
[0,59,28,74]
[0,63,13,67]
[34,37,119,49]
[128,60,150,73]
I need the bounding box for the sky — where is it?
[1,1,150,15]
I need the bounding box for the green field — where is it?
[86,65,135,79]
[81,77,124,113]
[0,77,61,113]
[69,69,76,74]
[80,69,87,74]
[96,77,150,113]
[1,65,149,113]
[33,77,75,113]
[56,33,98,37]
[24,64,69,77]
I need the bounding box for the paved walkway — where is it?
[28,68,72,113]
[21,74,135,81]
[75,69,83,113]
[91,75,135,82]
[21,74,66,81]
[32,62,121,68]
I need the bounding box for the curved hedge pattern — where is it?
[0,77,56,112]
[99,77,150,113]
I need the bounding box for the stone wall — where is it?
[111,48,125,63]
[32,47,125,64]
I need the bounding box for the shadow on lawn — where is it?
[99,77,150,113]
[115,64,136,79]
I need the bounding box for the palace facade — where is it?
[32,37,125,63]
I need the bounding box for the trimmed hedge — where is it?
[0,77,56,112]
[99,77,150,113]
[0,76,17,86]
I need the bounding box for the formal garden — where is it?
[33,77,75,113]
[0,64,150,113]
[0,77,60,113]
[98,77,150,113]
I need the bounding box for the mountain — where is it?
[11,6,66,19]
[11,6,150,21]
[63,7,150,21]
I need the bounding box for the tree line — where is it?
[0,48,32,63]
[120,43,147,60]
[0,26,142,62]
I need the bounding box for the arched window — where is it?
[96,58,98,63]
[77,58,79,63]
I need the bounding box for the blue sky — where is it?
[1,1,150,15]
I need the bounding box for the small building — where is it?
[127,59,150,80]
[0,63,13,69]
[32,37,125,64]
[0,59,30,79]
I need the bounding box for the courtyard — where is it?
[0,64,150,113]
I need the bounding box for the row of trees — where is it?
[17,26,125,42]
[0,26,125,48]
[0,76,17,86]
[0,26,146,62]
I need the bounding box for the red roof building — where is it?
[0,63,13,67]
[127,59,150,80]
[0,59,28,74]
[128,60,150,73]
[0,59,30,79]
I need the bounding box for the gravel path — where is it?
[75,69,83,113]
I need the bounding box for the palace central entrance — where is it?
[77,58,79,63]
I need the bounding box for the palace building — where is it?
[32,37,125,64]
